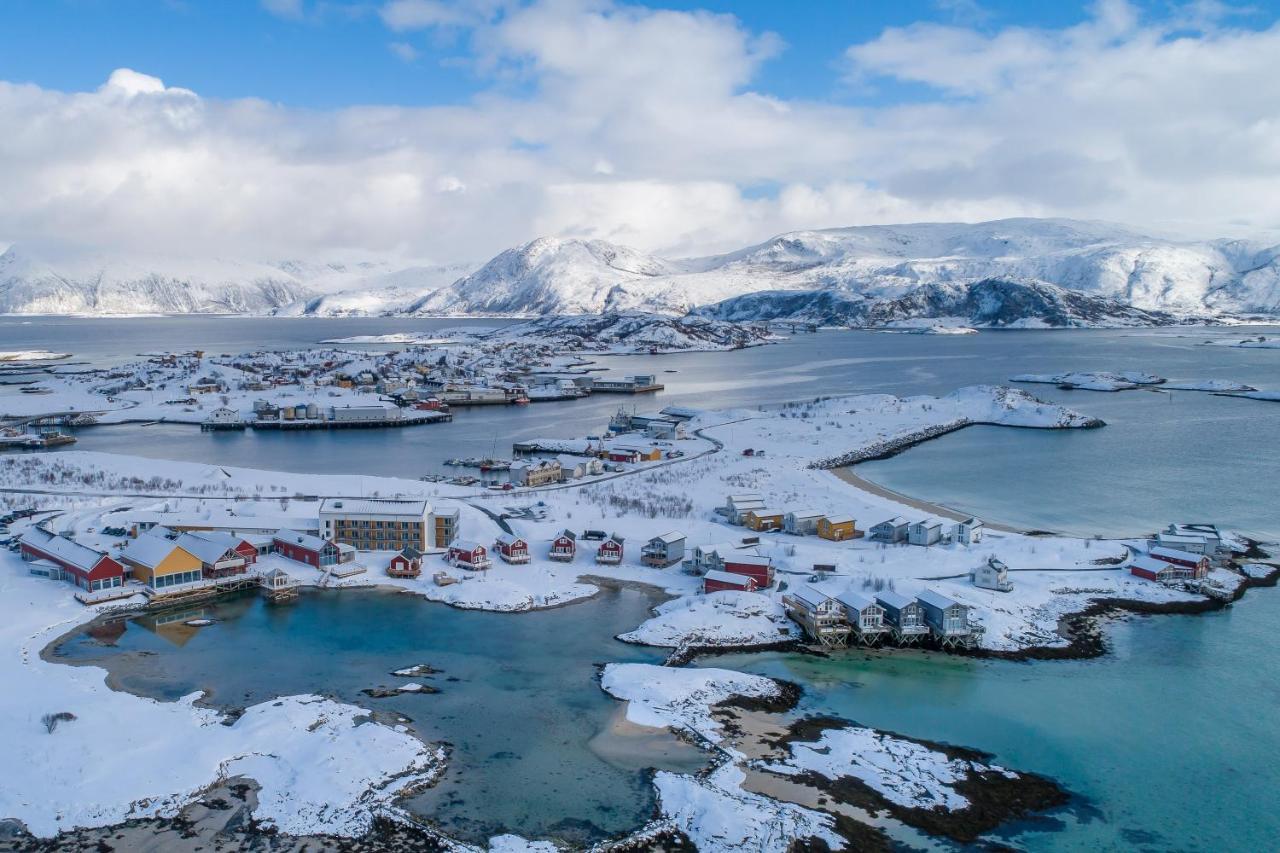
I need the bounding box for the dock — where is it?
[251,413,450,430]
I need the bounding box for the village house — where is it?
[869,517,909,543]
[174,531,251,579]
[722,553,774,589]
[18,528,127,593]
[1148,546,1211,578]
[596,534,625,565]
[687,541,754,574]
[702,570,757,594]
[1154,531,1215,555]
[783,586,850,647]
[783,510,825,536]
[611,444,662,463]
[605,447,642,464]
[907,518,946,546]
[549,530,577,562]
[1130,554,1188,582]
[954,517,985,546]
[972,557,1014,592]
[720,493,766,523]
[917,590,973,647]
[875,591,930,645]
[495,534,531,564]
[120,535,204,592]
[509,459,563,487]
[743,509,785,532]
[273,530,348,569]
[641,531,686,567]
[1161,523,1224,554]
[816,515,858,541]
[447,540,492,570]
[837,591,888,645]
[387,546,424,578]
[320,498,433,552]
[556,455,587,480]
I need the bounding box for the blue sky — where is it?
[1,0,1254,108]
[2,0,1280,260]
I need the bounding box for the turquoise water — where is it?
[701,587,1280,852]
[51,585,708,846]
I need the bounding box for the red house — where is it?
[702,570,757,594]
[549,530,577,562]
[495,534,530,564]
[388,546,424,578]
[273,529,343,568]
[722,554,774,589]
[596,534,625,565]
[447,540,491,570]
[19,528,127,592]
[607,449,641,464]
[1148,546,1210,578]
[1130,555,1186,582]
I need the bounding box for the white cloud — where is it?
[261,0,305,19]
[388,40,420,62]
[2,0,1280,264]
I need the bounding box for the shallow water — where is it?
[700,586,1280,852]
[50,584,708,846]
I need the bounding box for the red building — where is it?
[1148,546,1210,578]
[388,546,424,578]
[596,534,625,565]
[273,529,343,568]
[447,540,492,570]
[702,570,757,594]
[1130,555,1187,582]
[722,554,774,589]
[549,530,577,562]
[18,528,127,592]
[606,449,641,464]
[495,534,530,564]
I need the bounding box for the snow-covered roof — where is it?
[874,517,908,527]
[912,518,945,529]
[916,589,961,610]
[745,508,784,518]
[788,585,832,609]
[495,534,526,547]
[1131,555,1176,573]
[275,529,332,552]
[836,590,877,612]
[722,553,771,567]
[824,515,856,526]
[1157,532,1212,546]
[959,517,983,527]
[174,532,240,565]
[319,498,430,517]
[875,591,915,611]
[1149,545,1204,563]
[451,539,485,551]
[18,528,110,572]
[120,534,189,570]
[727,493,763,503]
[786,510,825,520]
[703,570,753,588]
[651,531,685,544]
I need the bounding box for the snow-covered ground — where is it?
[0,349,71,362]
[1011,370,1165,391]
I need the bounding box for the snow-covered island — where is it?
[0,382,1272,849]
[1012,371,1260,394]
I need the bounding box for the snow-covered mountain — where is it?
[0,245,468,316]
[4,218,1280,325]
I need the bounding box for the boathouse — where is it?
[447,540,491,570]
[549,530,577,562]
[641,532,686,567]
[273,530,345,569]
[1148,546,1210,578]
[495,534,531,564]
[908,518,946,546]
[722,553,774,589]
[18,528,126,593]
[836,591,887,645]
[783,586,849,647]
[875,591,929,644]
[596,534,625,565]
[702,570,757,594]
[816,516,858,541]
[869,517,909,543]
[784,510,825,536]
[388,546,424,578]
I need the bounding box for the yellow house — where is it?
[744,509,785,532]
[120,534,204,590]
[817,516,859,541]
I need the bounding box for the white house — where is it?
[972,557,1013,592]
[907,518,946,546]
[722,493,765,523]
[954,517,985,545]
[869,517,909,543]
[784,510,825,536]
[557,455,587,480]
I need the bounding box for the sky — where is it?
[2,0,1280,263]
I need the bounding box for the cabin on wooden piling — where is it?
[836,591,887,646]
[917,590,973,647]
[783,586,850,648]
[875,591,929,644]
[388,546,424,578]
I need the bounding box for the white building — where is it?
[870,517,909,543]
[972,557,1013,592]
[330,404,402,423]
[319,498,433,551]
[954,517,985,545]
[907,518,946,546]
[784,510,825,536]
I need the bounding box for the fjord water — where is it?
[7,316,1279,538]
[704,589,1280,851]
[52,584,707,846]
